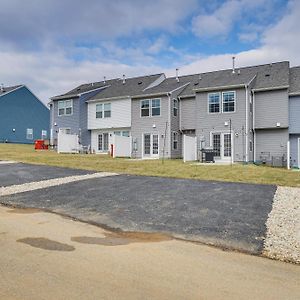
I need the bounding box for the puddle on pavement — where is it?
[17,237,75,251]
[8,208,41,214]
[71,231,172,246]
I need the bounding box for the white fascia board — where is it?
[194,84,245,93]
[252,85,289,92]
[86,95,130,103]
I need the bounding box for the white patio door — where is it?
[143,133,159,158]
[212,132,232,162]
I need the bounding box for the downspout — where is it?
[253,91,256,162]
[168,92,172,159]
[245,85,249,163]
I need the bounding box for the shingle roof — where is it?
[88,73,164,101]
[134,75,194,97]
[289,66,300,95]
[0,85,23,96]
[179,61,290,97]
[51,79,117,100]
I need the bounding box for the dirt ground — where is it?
[0,205,299,300]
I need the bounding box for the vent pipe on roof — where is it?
[0,84,3,91]
[123,74,126,84]
[199,74,202,80]
[232,56,236,74]
[176,68,179,82]
[103,76,106,84]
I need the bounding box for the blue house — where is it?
[0,85,49,144]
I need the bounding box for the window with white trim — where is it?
[96,104,103,118]
[41,130,47,139]
[104,103,111,118]
[141,100,150,117]
[222,91,235,112]
[26,128,33,140]
[208,93,220,113]
[151,99,161,116]
[173,99,178,116]
[141,99,161,117]
[173,132,178,150]
[58,100,73,116]
[96,103,111,118]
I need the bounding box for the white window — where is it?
[222,91,235,112]
[41,130,47,139]
[151,99,161,116]
[114,131,121,136]
[122,131,130,137]
[141,99,161,117]
[104,103,111,118]
[173,132,178,150]
[208,93,220,113]
[96,104,103,118]
[173,99,178,116]
[96,103,111,118]
[26,128,33,140]
[141,100,150,117]
[58,100,73,116]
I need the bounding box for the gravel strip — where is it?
[263,186,300,264]
[0,172,118,197]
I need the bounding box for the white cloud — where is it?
[176,0,300,75]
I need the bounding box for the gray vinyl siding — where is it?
[196,88,249,162]
[131,95,170,158]
[255,129,289,165]
[51,89,101,146]
[52,97,80,140]
[289,134,300,168]
[254,89,289,129]
[289,96,300,134]
[180,97,196,130]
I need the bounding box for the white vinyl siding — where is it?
[58,100,73,116]
[88,98,131,129]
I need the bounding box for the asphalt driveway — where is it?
[0,163,277,254]
[0,163,93,187]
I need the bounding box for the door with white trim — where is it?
[143,133,159,158]
[212,132,232,162]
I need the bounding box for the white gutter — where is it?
[252,85,289,92]
[167,93,171,159]
[288,92,300,96]
[245,85,249,163]
[87,95,130,103]
[194,83,245,93]
[253,91,256,162]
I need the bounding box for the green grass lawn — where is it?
[0,143,299,187]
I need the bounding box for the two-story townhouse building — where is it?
[130,76,191,159]
[49,79,116,146]
[0,85,49,144]
[179,61,290,164]
[86,74,165,154]
[289,66,300,168]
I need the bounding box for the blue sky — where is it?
[0,0,298,102]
